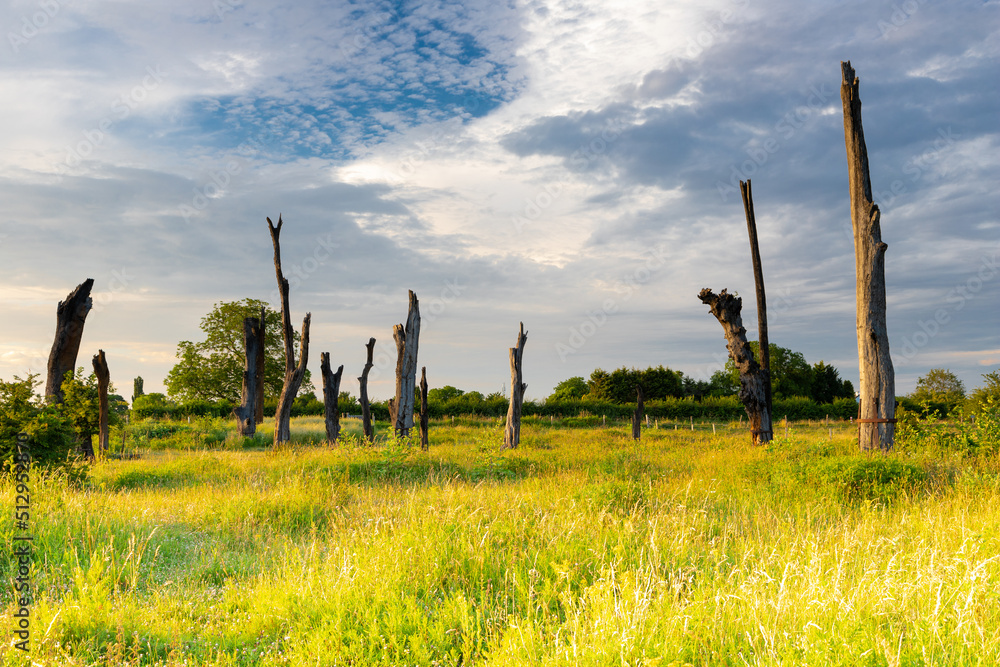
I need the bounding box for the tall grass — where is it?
[1,417,998,665]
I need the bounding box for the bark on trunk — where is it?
[392,290,420,438]
[234,315,263,437]
[321,352,344,445]
[632,385,644,441]
[698,289,772,445]
[45,279,95,403]
[503,322,527,450]
[92,349,110,454]
[841,61,895,451]
[267,215,312,446]
[740,179,774,444]
[419,366,429,450]
[255,306,266,425]
[358,337,375,441]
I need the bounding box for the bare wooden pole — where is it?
[631,385,644,441]
[503,322,527,450]
[358,337,376,441]
[320,352,344,446]
[698,288,772,445]
[419,366,429,450]
[740,179,773,443]
[840,61,895,451]
[45,279,94,403]
[92,349,110,454]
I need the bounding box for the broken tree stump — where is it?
[92,349,110,454]
[45,279,94,403]
[632,385,644,441]
[503,322,527,450]
[419,366,429,450]
[358,337,376,441]
[392,291,421,438]
[234,314,264,437]
[320,352,344,445]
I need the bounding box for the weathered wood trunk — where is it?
[632,385,643,441]
[358,337,375,441]
[255,306,266,425]
[419,366,429,450]
[132,376,143,404]
[320,352,344,446]
[267,215,311,446]
[392,291,420,438]
[92,349,110,454]
[698,289,772,445]
[840,61,895,451]
[234,315,263,437]
[503,322,527,450]
[740,179,774,444]
[45,279,94,403]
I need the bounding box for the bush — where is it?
[0,375,85,474]
[816,457,927,503]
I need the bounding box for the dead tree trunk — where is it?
[255,305,266,425]
[92,349,110,454]
[234,315,263,437]
[503,322,527,450]
[267,215,312,446]
[45,279,94,403]
[740,179,774,443]
[320,352,344,445]
[358,337,375,441]
[419,366,429,450]
[392,290,420,438]
[841,61,895,451]
[698,289,772,445]
[632,385,644,441]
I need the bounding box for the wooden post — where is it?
[631,385,644,441]
[503,322,527,449]
[320,352,344,445]
[267,215,311,446]
[234,315,263,437]
[419,366,429,450]
[740,179,773,442]
[841,61,896,451]
[92,349,110,454]
[358,337,375,441]
[698,288,772,445]
[392,291,421,438]
[45,279,94,403]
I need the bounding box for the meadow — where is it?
[1,415,999,666]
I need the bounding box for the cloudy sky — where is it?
[1,0,997,402]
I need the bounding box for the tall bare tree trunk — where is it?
[698,289,772,445]
[45,279,94,403]
[358,337,375,441]
[255,305,266,425]
[740,179,774,444]
[234,315,263,437]
[841,61,895,451]
[92,349,110,454]
[632,385,644,441]
[419,366,429,450]
[321,352,344,445]
[267,215,311,446]
[503,322,527,450]
[392,291,420,438]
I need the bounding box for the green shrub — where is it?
[816,457,927,503]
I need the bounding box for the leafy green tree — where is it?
[967,370,1000,414]
[912,368,965,411]
[587,366,683,403]
[587,369,611,400]
[428,386,465,402]
[726,342,814,399]
[165,299,313,403]
[549,377,588,401]
[0,374,78,467]
[811,361,855,404]
[60,368,121,456]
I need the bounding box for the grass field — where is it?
[2,416,999,666]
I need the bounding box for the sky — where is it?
[0,0,997,402]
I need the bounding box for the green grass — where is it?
[1,417,999,665]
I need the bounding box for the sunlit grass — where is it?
[1,417,998,665]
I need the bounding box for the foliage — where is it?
[0,374,82,470]
[548,376,589,401]
[586,365,683,403]
[428,385,465,402]
[164,298,314,403]
[965,370,999,414]
[911,368,965,415]
[724,342,854,402]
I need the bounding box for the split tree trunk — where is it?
[92,349,110,454]
[45,279,94,403]
[358,337,375,441]
[267,215,311,446]
[255,306,266,425]
[632,385,644,441]
[503,322,527,450]
[698,289,772,445]
[740,179,774,443]
[419,366,429,450]
[841,61,895,451]
[234,315,263,437]
[321,352,344,445]
[392,291,420,438]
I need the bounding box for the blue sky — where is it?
[0,0,997,401]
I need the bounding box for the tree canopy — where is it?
[912,368,965,411]
[165,299,313,403]
[587,366,684,403]
[725,342,854,402]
